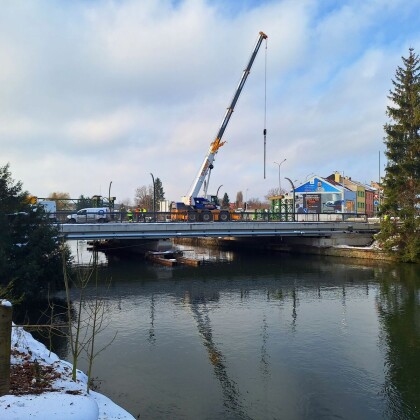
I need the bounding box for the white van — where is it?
[67,207,110,223]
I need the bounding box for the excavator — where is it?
[171,31,268,222]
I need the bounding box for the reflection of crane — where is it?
[185,291,251,419]
[172,31,268,223]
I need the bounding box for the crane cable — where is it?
[263,37,268,179]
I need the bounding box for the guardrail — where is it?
[47,210,370,224]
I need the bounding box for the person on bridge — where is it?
[127,208,133,222]
[135,207,140,222]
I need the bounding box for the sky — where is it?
[1,0,420,205]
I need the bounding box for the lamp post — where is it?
[274,159,286,194]
[284,177,296,221]
[150,173,156,221]
[216,184,223,207]
[108,181,113,219]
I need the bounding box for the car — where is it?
[67,207,110,223]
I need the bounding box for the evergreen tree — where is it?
[377,48,420,262]
[77,195,92,210]
[222,192,230,209]
[154,178,165,202]
[0,163,72,302]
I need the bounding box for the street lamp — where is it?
[108,181,113,219]
[216,184,223,207]
[108,181,112,207]
[150,173,156,221]
[284,177,296,221]
[274,159,286,194]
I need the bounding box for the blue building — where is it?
[293,176,356,214]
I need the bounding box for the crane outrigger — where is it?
[172,31,268,222]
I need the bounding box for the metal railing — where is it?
[49,210,369,224]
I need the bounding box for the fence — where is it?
[51,210,369,224]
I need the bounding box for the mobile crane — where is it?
[171,31,268,222]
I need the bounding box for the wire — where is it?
[263,37,268,179]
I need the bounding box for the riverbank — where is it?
[269,243,397,261]
[0,325,135,419]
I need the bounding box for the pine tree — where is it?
[378,48,420,262]
[0,163,72,301]
[154,178,165,202]
[222,192,230,209]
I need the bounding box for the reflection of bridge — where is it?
[60,220,379,241]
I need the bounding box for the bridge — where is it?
[60,220,380,242]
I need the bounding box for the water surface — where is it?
[63,242,420,419]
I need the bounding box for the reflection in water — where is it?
[61,245,420,419]
[67,240,108,266]
[186,291,250,419]
[260,315,269,377]
[148,294,155,345]
[375,264,420,419]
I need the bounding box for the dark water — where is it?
[63,242,420,420]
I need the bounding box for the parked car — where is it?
[67,207,110,223]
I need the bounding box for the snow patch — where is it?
[0,325,134,420]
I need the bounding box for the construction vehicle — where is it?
[171,31,268,222]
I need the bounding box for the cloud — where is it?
[1,0,419,202]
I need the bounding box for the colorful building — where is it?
[327,172,374,217]
[293,176,356,214]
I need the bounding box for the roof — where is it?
[294,176,344,193]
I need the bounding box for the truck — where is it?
[171,31,268,222]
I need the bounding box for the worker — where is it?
[135,207,140,222]
[127,208,133,223]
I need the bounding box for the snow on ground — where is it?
[0,324,135,419]
[333,240,382,250]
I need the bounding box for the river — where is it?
[61,241,420,420]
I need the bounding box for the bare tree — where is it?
[247,197,270,210]
[135,184,153,210]
[235,191,243,208]
[62,245,116,387]
[265,188,281,199]
[85,252,116,394]
[48,192,73,210]
[119,198,133,209]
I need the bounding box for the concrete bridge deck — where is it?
[60,220,380,241]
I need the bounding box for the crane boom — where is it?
[183,31,267,207]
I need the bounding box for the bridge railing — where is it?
[50,210,369,224]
